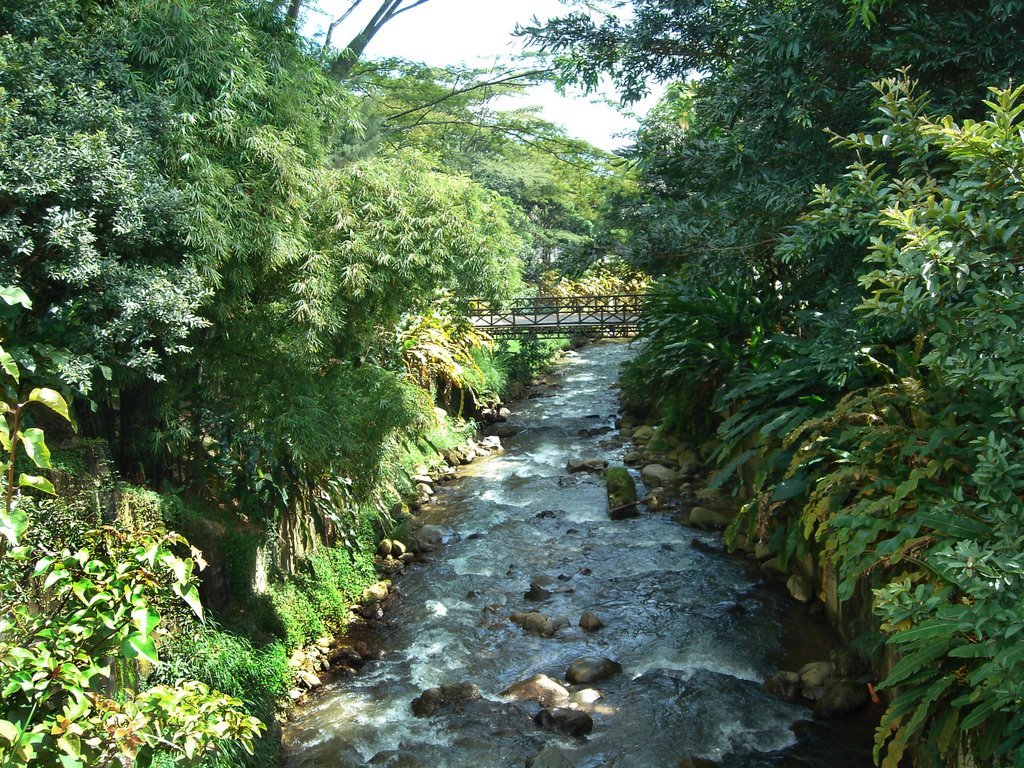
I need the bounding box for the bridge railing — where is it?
[468,294,644,338]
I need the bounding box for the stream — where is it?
[283,342,876,768]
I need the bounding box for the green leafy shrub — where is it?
[622,278,768,436]
[727,78,1024,767]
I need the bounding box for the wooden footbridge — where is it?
[468,294,643,339]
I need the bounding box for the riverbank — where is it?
[282,341,877,768]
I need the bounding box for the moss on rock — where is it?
[606,466,639,519]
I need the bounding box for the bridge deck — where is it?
[469,294,642,338]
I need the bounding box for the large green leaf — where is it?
[18,473,56,495]
[0,507,29,547]
[19,428,52,468]
[0,344,19,383]
[0,718,19,744]
[121,632,159,665]
[0,286,31,308]
[28,388,71,422]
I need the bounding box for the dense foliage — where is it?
[0,0,603,763]
[1,292,262,767]
[527,1,1024,765]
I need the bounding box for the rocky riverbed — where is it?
[283,341,877,768]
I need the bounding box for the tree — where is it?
[315,0,438,79]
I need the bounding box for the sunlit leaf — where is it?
[18,474,56,495]
[0,286,31,308]
[28,388,71,422]
[19,427,52,468]
[0,345,19,383]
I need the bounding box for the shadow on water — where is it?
[283,342,878,768]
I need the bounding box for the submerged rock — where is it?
[500,674,570,708]
[534,707,594,738]
[568,688,603,708]
[565,656,622,685]
[578,611,604,631]
[526,746,575,768]
[410,683,481,717]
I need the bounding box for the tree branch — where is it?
[327,0,437,79]
[385,69,549,122]
[323,0,366,56]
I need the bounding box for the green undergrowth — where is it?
[464,346,508,397]
[267,516,379,652]
[150,628,290,768]
[494,336,571,389]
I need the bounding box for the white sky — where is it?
[304,0,663,151]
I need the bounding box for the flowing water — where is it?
[284,342,875,768]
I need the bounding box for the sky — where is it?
[305,0,664,152]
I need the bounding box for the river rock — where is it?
[524,583,553,601]
[510,611,565,637]
[526,746,575,768]
[566,656,622,685]
[417,525,450,548]
[679,759,719,768]
[605,466,638,519]
[632,425,657,444]
[762,670,801,701]
[500,674,569,708]
[377,539,394,557]
[799,660,836,700]
[640,464,680,486]
[787,573,815,603]
[567,457,608,474]
[624,450,643,465]
[410,683,481,717]
[688,506,733,530]
[813,679,869,718]
[694,487,739,512]
[568,688,603,708]
[361,581,390,604]
[534,707,593,738]
[578,611,604,631]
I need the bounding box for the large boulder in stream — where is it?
[500,674,570,708]
[606,466,639,519]
[410,683,481,717]
[565,656,622,685]
[534,707,594,738]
